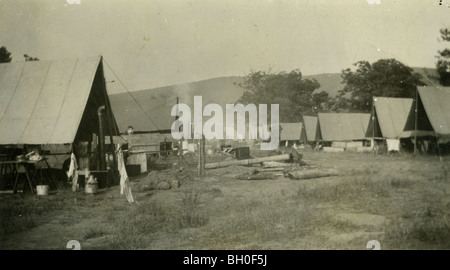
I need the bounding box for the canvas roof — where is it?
[366,97,413,139]
[318,113,371,141]
[0,56,119,145]
[418,86,450,137]
[303,116,321,142]
[279,122,305,141]
[402,86,450,138]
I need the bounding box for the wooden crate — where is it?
[127,152,147,173]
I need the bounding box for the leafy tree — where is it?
[332,59,425,112]
[24,54,39,61]
[238,69,330,122]
[436,28,450,86]
[0,46,12,63]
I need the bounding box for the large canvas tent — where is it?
[402,85,450,142]
[302,116,321,142]
[0,56,120,170]
[318,113,370,142]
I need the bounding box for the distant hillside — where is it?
[109,76,247,132]
[412,67,440,86]
[109,68,438,133]
[304,73,345,96]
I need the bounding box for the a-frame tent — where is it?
[401,85,450,154]
[303,115,322,142]
[0,56,120,183]
[366,97,414,152]
[318,113,370,142]
[279,122,307,146]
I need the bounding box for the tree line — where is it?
[0,46,39,63]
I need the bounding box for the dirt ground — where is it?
[0,145,449,250]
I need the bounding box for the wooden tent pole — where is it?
[201,135,206,175]
[176,97,182,167]
[97,105,106,170]
[372,97,376,152]
[436,135,443,162]
[414,88,418,155]
[198,139,201,175]
[100,56,119,181]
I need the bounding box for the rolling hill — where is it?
[109,68,439,133]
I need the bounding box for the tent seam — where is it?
[18,61,53,144]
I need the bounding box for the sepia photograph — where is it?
[0,0,449,255]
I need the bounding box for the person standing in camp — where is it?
[127,126,134,135]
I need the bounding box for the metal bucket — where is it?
[85,176,98,194]
[36,185,49,196]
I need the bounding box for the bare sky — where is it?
[1,0,449,93]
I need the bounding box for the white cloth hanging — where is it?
[386,139,400,152]
[68,153,79,192]
[117,144,134,203]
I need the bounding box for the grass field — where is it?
[0,148,449,250]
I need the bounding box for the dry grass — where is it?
[0,150,449,250]
[0,193,67,239]
[106,189,210,249]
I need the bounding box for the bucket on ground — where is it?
[85,175,98,194]
[36,185,49,196]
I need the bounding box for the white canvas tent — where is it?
[366,97,414,152]
[402,86,450,141]
[303,116,321,142]
[279,122,306,146]
[318,113,370,142]
[0,56,120,176]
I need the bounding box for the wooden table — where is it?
[0,158,56,194]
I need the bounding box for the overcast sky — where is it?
[1,0,449,93]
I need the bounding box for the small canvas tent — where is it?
[0,56,120,175]
[366,97,414,152]
[366,97,414,139]
[318,113,371,142]
[279,122,306,146]
[302,116,322,142]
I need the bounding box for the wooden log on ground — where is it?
[262,161,295,168]
[257,167,290,172]
[285,168,339,180]
[236,172,280,180]
[205,154,291,169]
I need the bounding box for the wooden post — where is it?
[176,96,182,167]
[436,135,443,162]
[198,136,206,175]
[371,97,376,153]
[198,140,202,175]
[414,87,418,155]
[178,140,182,166]
[201,135,206,175]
